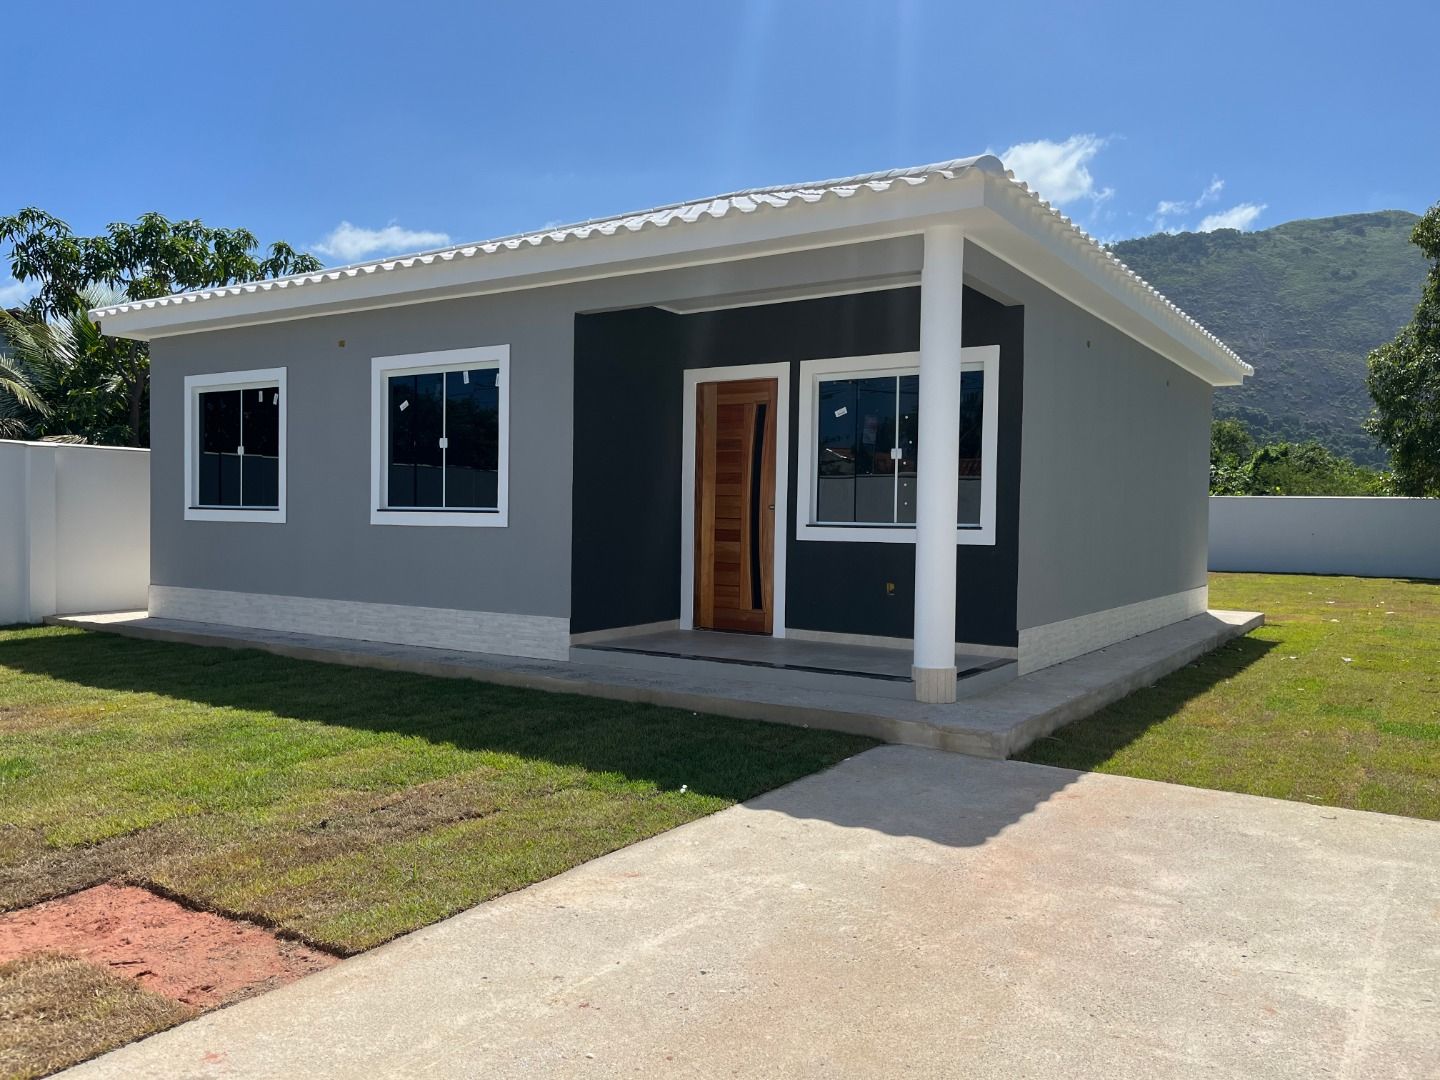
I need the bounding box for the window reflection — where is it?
[814,370,984,527]
[196,386,279,509]
[385,367,499,511]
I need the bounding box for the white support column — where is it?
[912,224,964,703]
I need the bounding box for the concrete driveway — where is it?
[67,747,1439,1079]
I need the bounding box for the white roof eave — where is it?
[91,154,1250,385]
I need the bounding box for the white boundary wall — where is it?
[1210,496,1440,580]
[0,440,150,624]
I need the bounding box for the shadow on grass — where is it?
[1018,633,1278,773]
[0,628,882,806]
[0,626,1093,850]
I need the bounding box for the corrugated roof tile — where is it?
[89,154,1249,375]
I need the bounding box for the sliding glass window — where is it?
[814,369,985,528]
[384,366,500,512]
[183,367,286,523]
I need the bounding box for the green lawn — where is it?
[1021,572,1440,820]
[0,626,873,954]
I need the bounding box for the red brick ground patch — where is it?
[0,884,337,1008]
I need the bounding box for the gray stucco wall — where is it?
[147,239,926,621]
[148,235,1212,637]
[150,288,577,618]
[965,247,1213,631]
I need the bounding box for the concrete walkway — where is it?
[67,748,1439,1079]
[50,610,1262,758]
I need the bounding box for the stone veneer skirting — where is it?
[148,585,571,661]
[1017,586,1209,674]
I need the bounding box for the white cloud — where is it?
[997,134,1110,206]
[1195,176,1225,207]
[1149,176,1260,234]
[1196,202,1267,233]
[0,277,38,309]
[313,221,452,262]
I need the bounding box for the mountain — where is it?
[1110,210,1427,466]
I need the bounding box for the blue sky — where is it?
[3,0,1436,302]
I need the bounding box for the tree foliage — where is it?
[0,285,137,443]
[1210,418,1389,496]
[0,210,322,445]
[0,209,321,318]
[1366,203,1440,496]
[0,334,50,438]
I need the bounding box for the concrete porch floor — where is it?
[47,609,1261,758]
[571,629,1016,701]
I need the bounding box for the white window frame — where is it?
[370,345,510,527]
[183,367,287,524]
[795,345,999,545]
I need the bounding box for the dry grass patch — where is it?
[0,953,193,1080]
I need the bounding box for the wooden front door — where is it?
[695,378,777,633]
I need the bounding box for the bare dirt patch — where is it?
[0,883,336,1009]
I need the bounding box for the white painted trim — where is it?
[149,584,570,661]
[1016,586,1210,674]
[182,367,287,524]
[783,626,1018,659]
[793,345,999,545]
[90,161,1247,387]
[680,362,791,638]
[97,172,990,341]
[369,345,510,527]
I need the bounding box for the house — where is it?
[92,155,1250,705]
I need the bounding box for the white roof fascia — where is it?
[91,163,993,342]
[970,175,1250,385]
[88,154,1249,386]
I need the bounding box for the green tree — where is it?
[1208,417,1389,495]
[0,285,132,443]
[1209,418,1256,494]
[0,336,50,438]
[1366,203,1440,495]
[1245,441,1388,496]
[0,210,322,445]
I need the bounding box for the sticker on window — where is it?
[399,400,410,411]
[833,406,848,418]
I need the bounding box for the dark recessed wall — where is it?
[571,286,1023,645]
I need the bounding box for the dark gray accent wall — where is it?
[570,306,685,632]
[571,286,1024,646]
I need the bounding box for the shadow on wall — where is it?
[1018,633,1278,774]
[0,627,1080,850]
